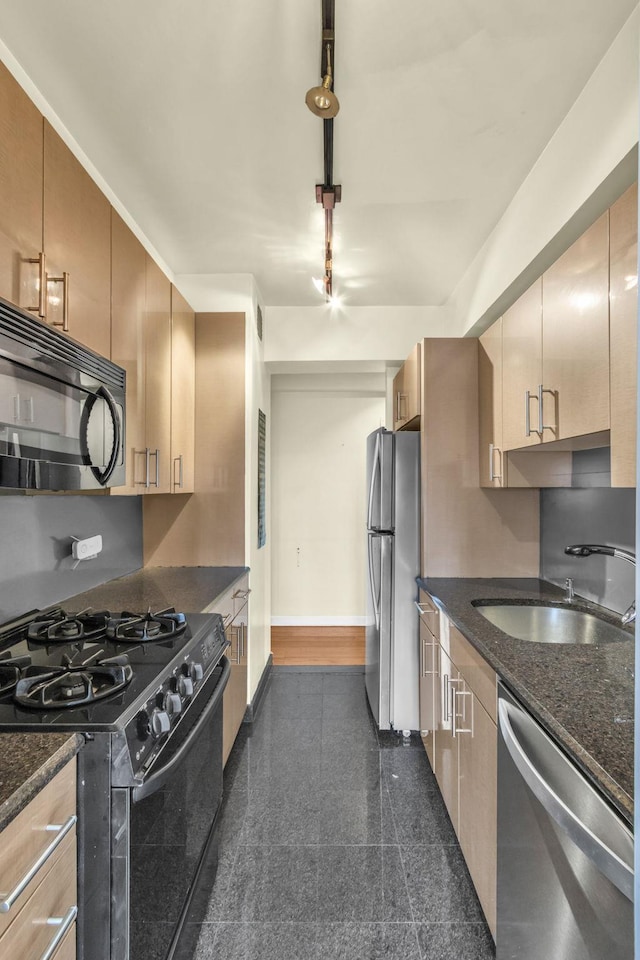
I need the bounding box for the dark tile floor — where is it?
[185,667,495,960]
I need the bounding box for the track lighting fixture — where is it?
[305,43,340,119]
[308,2,340,303]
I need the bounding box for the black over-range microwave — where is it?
[0,296,125,490]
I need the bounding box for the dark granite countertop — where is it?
[64,565,248,614]
[417,577,634,824]
[0,733,83,832]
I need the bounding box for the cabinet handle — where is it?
[0,813,77,913]
[27,252,47,319]
[415,600,436,618]
[233,588,251,601]
[524,389,536,437]
[232,626,241,664]
[488,443,501,481]
[148,449,160,487]
[49,271,70,332]
[173,454,184,489]
[454,688,473,736]
[421,637,437,677]
[39,904,78,960]
[538,383,556,435]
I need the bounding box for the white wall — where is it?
[271,374,385,624]
[264,304,455,362]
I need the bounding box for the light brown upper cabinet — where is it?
[111,213,146,495]
[478,318,503,487]
[609,183,637,488]
[170,287,195,493]
[502,214,609,452]
[542,211,609,441]
[501,279,544,450]
[0,62,43,313]
[43,122,111,357]
[392,341,421,430]
[143,256,172,493]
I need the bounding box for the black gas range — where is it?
[0,604,231,960]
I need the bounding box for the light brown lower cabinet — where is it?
[0,760,77,959]
[457,677,497,937]
[417,591,439,768]
[433,646,460,835]
[421,602,497,939]
[209,574,250,765]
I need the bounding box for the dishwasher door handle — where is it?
[498,699,634,902]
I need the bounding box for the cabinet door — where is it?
[542,212,609,440]
[478,318,503,486]
[434,646,459,833]
[110,212,146,494]
[610,184,637,488]
[0,62,43,312]
[419,618,437,767]
[170,287,195,493]
[393,342,421,429]
[43,122,111,357]
[501,280,543,450]
[144,256,172,493]
[457,682,497,938]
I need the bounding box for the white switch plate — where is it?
[72,535,103,561]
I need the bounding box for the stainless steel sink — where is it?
[473,602,631,645]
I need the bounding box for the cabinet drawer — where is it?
[0,831,76,959]
[417,590,440,640]
[449,624,496,723]
[0,761,76,935]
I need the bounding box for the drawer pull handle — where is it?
[0,813,77,913]
[232,588,251,600]
[40,904,78,960]
[414,601,436,617]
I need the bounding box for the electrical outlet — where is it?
[71,535,103,562]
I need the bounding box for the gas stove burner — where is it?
[27,609,111,645]
[107,609,187,644]
[14,655,133,710]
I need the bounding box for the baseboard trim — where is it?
[275,665,365,674]
[271,616,367,627]
[242,653,273,725]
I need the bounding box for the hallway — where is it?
[186,668,494,959]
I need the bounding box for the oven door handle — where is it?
[132,655,230,804]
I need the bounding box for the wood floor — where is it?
[271,626,365,666]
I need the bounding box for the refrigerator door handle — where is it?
[367,431,381,531]
[367,534,380,628]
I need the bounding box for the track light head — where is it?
[305,77,340,118]
[305,42,340,118]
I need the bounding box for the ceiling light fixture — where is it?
[305,42,340,119]
[307,2,341,303]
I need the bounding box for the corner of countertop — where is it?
[0,732,83,833]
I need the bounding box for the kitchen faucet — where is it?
[564,544,636,625]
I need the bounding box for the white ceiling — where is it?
[0,1,636,307]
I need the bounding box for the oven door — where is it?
[125,656,230,960]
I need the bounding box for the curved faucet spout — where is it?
[564,543,636,627]
[564,544,636,566]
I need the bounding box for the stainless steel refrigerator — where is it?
[365,427,420,731]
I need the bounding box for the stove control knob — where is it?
[190,663,204,682]
[151,708,170,738]
[177,676,194,697]
[137,710,152,741]
[164,692,182,715]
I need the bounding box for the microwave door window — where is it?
[0,359,118,476]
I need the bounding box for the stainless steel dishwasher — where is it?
[497,683,633,960]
